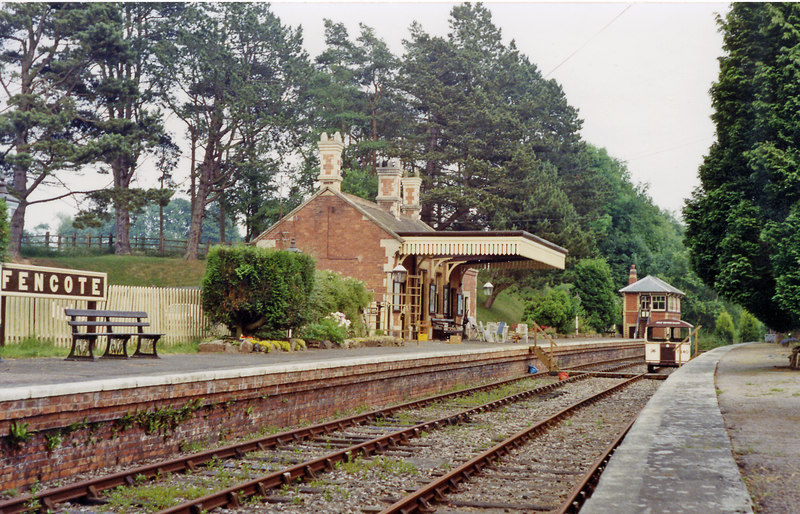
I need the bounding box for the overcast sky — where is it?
[29,1,729,231]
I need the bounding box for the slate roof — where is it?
[341,192,433,235]
[619,275,685,296]
[251,186,433,243]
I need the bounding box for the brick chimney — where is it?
[401,171,422,220]
[628,264,638,285]
[376,158,402,218]
[318,132,344,191]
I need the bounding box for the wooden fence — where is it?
[21,232,231,256]
[3,285,226,347]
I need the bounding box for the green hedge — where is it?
[201,245,315,337]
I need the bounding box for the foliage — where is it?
[201,245,316,337]
[0,3,107,258]
[571,258,616,332]
[307,270,372,336]
[684,3,800,331]
[523,288,575,334]
[300,318,347,345]
[156,3,313,259]
[738,310,763,343]
[715,309,736,345]
[58,199,242,246]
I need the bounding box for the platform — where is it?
[0,337,630,401]
[582,344,754,513]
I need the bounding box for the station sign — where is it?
[0,263,107,302]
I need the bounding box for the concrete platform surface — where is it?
[716,343,800,513]
[582,344,755,513]
[0,337,626,401]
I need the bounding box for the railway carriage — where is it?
[644,318,694,373]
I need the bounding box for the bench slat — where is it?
[68,321,149,327]
[64,309,147,318]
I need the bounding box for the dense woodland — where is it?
[0,3,765,337]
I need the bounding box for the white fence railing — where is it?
[3,285,224,347]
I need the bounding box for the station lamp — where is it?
[0,178,19,218]
[483,281,494,297]
[391,264,407,284]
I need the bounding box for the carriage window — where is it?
[652,295,666,310]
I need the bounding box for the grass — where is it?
[0,337,200,359]
[24,254,207,288]
[476,287,525,324]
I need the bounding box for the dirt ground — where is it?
[716,343,800,513]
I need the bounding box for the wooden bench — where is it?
[431,317,462,340]
[64,309,164,361]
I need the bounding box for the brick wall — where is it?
[257,193,392,299]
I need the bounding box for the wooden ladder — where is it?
[405,274,422,340]
[530,321,559,371]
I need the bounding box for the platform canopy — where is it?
[396,231,567,271]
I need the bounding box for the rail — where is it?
[380,373,646,513]
[0,372,571,514]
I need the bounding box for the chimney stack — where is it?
[628,264,638,285]
[317,132,344,191]
[376,158,402,218]
[401,171,422,220]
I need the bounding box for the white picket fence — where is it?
[3,285,224,347]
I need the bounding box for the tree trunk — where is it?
[184,163,212,260]
[114,208,132,255]
[219,201,225,244]
[8,202,25,261]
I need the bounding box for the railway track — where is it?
[1,356,652,514]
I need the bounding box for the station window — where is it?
[652,295,666,310]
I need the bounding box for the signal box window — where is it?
[652,295,666,311]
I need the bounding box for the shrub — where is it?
[301,318,347,344]
[715,309,736,345]
[523,288,574,334]
[308,270,372,336]
[738,310,762,342]
[201,245,315,337]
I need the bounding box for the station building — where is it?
[252,132,567,339]
[620,264,686,339]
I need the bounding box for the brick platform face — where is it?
[0,344,643,492]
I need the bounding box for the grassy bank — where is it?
[476,288,525,324]
[25,254,207,288]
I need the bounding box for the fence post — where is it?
[72,232,77,247]
[44,231,50,249]
[57,233,62,251]
[86,233,91,248]
[159,236,164,254]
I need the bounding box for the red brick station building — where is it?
[253,133,568,339]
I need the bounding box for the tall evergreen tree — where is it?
[0,3,101,259]
[72,3,180,255]
[157,3,312,259]
[684,3,800,330]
